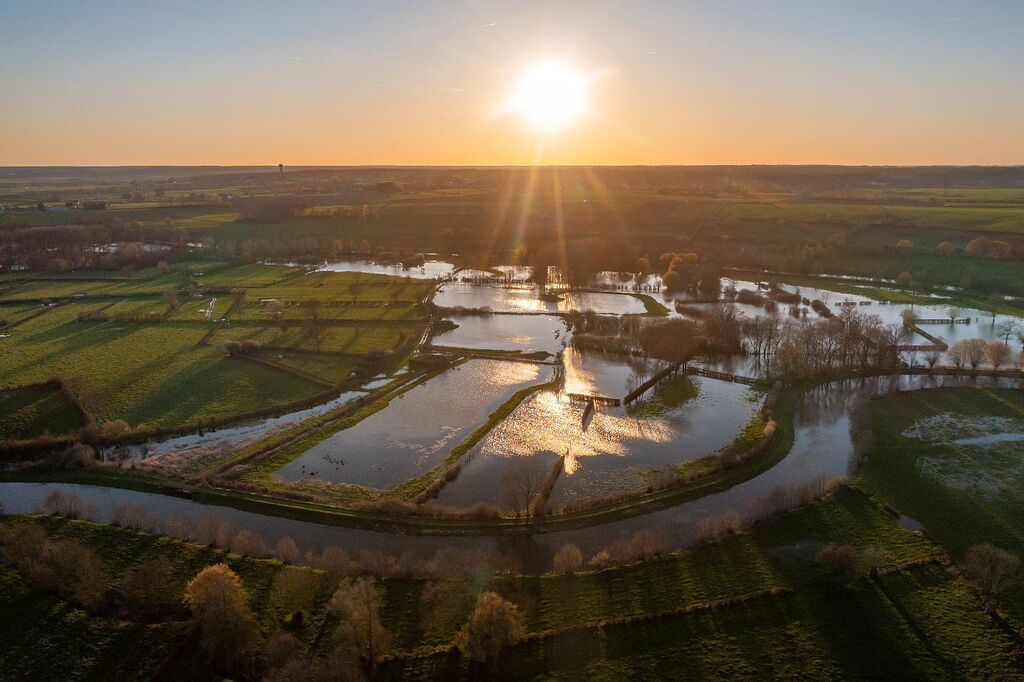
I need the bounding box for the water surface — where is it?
[277,360,552,489]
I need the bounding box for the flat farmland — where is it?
[0,303,325,430]
[213,323,414,355]
[0,384,86,442]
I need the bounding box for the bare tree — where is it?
[112,502,155,531]
[231,529,270,558]
[311,545,352,581]
[41,489,95,520]
[328,577,391,672]
[963,544,1020,612]
[945,306,962,324]
[4,530,109,610]
[960,338,988,370]
[498,459,548,518]
[199,516,232,549]
[303,298,324,351]
[987,342,1012,370]
[630,528,670,560]
[275,537,301,564]
[900,308,918,329]
[947,342,966,370]
[183,564,260,676]
[454,592,525,661]
[996,319,1019,345]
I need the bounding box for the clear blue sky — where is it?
[2,0,1022,165]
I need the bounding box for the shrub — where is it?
[630,528,669,561]
[964,237,1011,259]
[79,419,131,445]
[2,527,108,610]
[314,545,352,580]
[112,502,155,532]
[41,489,95,520]
[198,516,232,549]
[588,550,613,570]
[275,537,301,564]
[815,544,863,585]
[454,592,525,661]
[231,529,270,558]
[551,544,584,575]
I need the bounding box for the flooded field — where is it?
[5,374,1017,573]
[434,376,760,509]
[434,284,551,312]
[589,271,662,290]
[276,359,554,489]
[434,283,647,314]
[315,259,456,279]
[430,313,569,354]
[563,347,652,398]
[104,390,364,462]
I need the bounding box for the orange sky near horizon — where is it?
[2,1,1023,167]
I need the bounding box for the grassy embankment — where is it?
[630,293,670,316]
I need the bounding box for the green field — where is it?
[213,323,414,355]
[0,385,86,443]
[0,303,324,431]
[2,488,1019,680]
[0,266,434,435]
[858,387,1024,631]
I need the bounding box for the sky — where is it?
[1,0,1023,166]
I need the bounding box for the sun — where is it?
[508,61,589,132]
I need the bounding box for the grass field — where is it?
[4,487,1016,680]
[0,304,325,431]
[381,489,1019,679]
[858,386,1024,632]
[0,266,433,434]
[383,564,1020,680]
[0,515,299,682]
[0,302,48,327]
[0,385,86,443]
[213,323,414,355]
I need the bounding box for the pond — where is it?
[275,359,554,489]
[430,314,569,354]
[433,375,760,510]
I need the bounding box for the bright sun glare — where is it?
[509,62,588,132]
